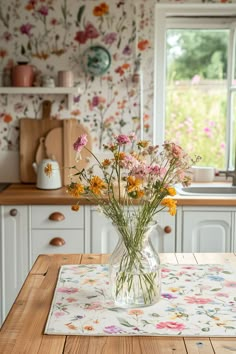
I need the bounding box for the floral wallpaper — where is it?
[0,0,234,180]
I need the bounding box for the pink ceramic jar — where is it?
[12,64,35,87]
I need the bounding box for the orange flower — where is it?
[128,309,144,316]
[161,198,177,216]
[93,2,109,16]
[44,163,52,177]
[122,63,130,70]
[3,114,12,123]
[89,176,106,195]
[127,176,143,193]
[138,39,150,51]
[102,159,111,168]
[167,187,176,196]
[67,183,84,197]
[83,325,94,331]
[0,49,7,58]
[71,109,81,116]
[65,323,78,330]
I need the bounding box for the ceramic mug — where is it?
[12,64,36,87]
[191,166,215,182]
[58,70,74,87]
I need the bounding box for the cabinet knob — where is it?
[164,225,172,234]
[49,237,66,247]
[9,208,18,216]
[48,212,65,221]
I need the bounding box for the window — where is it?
[154,4,236,170]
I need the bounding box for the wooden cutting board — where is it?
[63,119,92,185]
[19,100,63,183]
[43,119,92,185]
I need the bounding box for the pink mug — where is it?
[12,64,36,87]
[58,70,74,87]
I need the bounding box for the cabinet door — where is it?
[0,206,29,325]
[182,209,232,252]
[89,207,176,254]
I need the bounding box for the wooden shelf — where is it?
[0,87,80,109]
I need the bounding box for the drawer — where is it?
[31,229,84,264]
[31,205,84,229]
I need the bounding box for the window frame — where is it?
[154,3,236,170]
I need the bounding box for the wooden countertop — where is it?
[1,183,236,206]
[1,253,236,354]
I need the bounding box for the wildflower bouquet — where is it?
[66,132,197,306]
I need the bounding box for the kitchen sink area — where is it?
[175,183,236,196]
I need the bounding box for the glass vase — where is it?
[109,220,161,308]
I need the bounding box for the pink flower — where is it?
[66,297,77,303]
[102,32,117,45]
[73,134,88,153]
[172,144,184,158]
[85,22,100,39]
[116,134,131,145]
[38,5,49,16]
[156,321,185,331]
[184,296,212,304]
[224,281,236,288]
[74,30,87,44]
[57,287,78,294]
[20,23,33,36]
[54,311,66,318]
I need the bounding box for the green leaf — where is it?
[202,327,210,332]
[117,317,134,328]
[210,288,222,291]
[21,45,26,55]
[77,5,85,26]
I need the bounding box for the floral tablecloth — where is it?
[44,263,236,336]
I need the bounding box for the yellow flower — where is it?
[137,140,149,148]
[89,176,106,195]
[67,183,84,197]
[127,176,143,193]
[44,163,52,177]
[161,198,177,216]
[167,187,176,196]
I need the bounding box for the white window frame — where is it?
[154,3,236,170]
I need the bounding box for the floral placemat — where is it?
[44,263,236,336]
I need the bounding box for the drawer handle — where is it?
[49,237,66,247]
[10,208,18,216]
[48,212,65,221]
[164,225,172,234]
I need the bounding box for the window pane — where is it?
[165,29,229,169]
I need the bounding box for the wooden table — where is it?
[1,253,236,354]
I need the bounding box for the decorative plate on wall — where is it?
[81,45,111,76]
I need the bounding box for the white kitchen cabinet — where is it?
[87,206,176,254]
[180,206,233,252]
[0,205,29,326]
[30,205,85,266]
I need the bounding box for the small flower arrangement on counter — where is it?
[49,132,199,307]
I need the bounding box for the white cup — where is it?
[191,166,215,182]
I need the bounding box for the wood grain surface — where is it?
[19,100,62,183]
[0,253,236,354]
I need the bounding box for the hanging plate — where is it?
[81,45,111,76]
